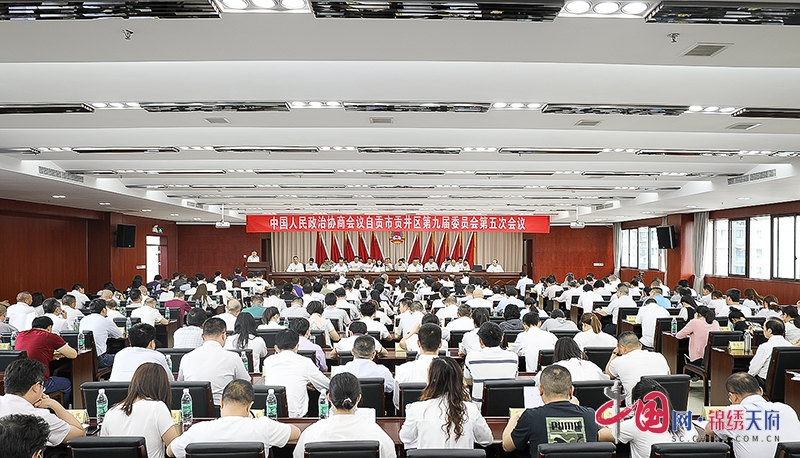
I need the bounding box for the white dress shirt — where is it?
[287,262,305,272]
[261,350,330,418]
[101,399,174,458]
[466,298,492,309]
[548,358,609,382]
[335,335,383,355]
[578,291,605,311]
[0,394,72,446]
[293,414,396,458]
[331,263,349,273]
[341,358,395,393]
[170,416,293,458]
[445,316,475,332]
[305,262,319,271]
[70,290,91,308]
[131,306,166,327]
[515,277,533,292]
[749,335,793,379]
[463,346,518,404]
[605,295,636,325]
[219,312,239,331]
[573,329,618,350]
[400,398,493,449]
[423,262,439,271]
[511,327,558,372]
[407,263,424,273]
[110,347,173,381]
[397,311,424,337]
[224,334,268,372]
[607,349,670,405]
[7,303,35,331]
[361,317,390,340]
[79,313,123,356]
[635,303,670,348]
[43,313,68,335]
[177,340,250,405]
[486,264,504,272]
[173,325,204,348]
[393,354,436,409]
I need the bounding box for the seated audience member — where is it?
[540,309,578,332]
[396,301,425,337]
[0,302,18,333]
[537,337,608,384]
[79,298,124,368]
[8,292,35,331]
[511,312,558,372]
[224,313,268,372]
[606,331,670,405]
[781,305,800,344]
[675,305,719,366]
[599,378,696,458]
[677,295,697,321]
[635,297,670,349]
[0,413,50,458]
[219,299,242,331]
[177,317,249,405]
[241,293,266,319]
[307,300,340,347]
[748,318,793,388]
[728,309,749,332]
[341,336,395,393]
[573,313,617,349]
[132,297,169,327]
[726,288,752,317]
[555,281,581,310]
[466,289,492,310]
[577,283,604,312]
[15,316,77,400]
[707,372,800,458]
[598,283,636,335]
[446,304,475,332]
[331,321,387,357]
[290,317,327,371]
[436,296,460,323]
[393,323,441,410]
[757,298,782,319]
[173,308,206,349]
[460,308,490,356]
[499,304,524,332]
[258,306,284,330]
[261,330,330,418]
[293,373,395,458]
[400,356,492,449]
[503,365,598,456]
[0,359,85,446]
[522,297,548,319]
[709,290,729,317]
[110,323,172,381]
[464,322,518,407]
[282,297,311,319]
[164,290,192,322]
[496,286,523,314]
[400,314,447,352]
[40,298,67,335]
[359,301,391,340]
[168,380,300,458]
[321,292,350,330]
[60,294,83,327]
[102,363,178,458]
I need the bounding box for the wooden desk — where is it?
[709,347,755,406]
[51,350,95,409]
[269,272,521,288]
[619,320,642,338]
[157,319,180,349]
[785,371,800,414]
[661,332,689,375]
[570,306,583,325]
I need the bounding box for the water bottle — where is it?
[181,388,193,427]
[165,307,171,320]
[266,388,278,420]
[125,317,132,335]
[73,319,79,331]
[77,330,86,353]
[241,351,249,372]
[10,331,17,350]
[253,352,260,373]
[318,389,329,419]
[96,389,108,425]
[166,354,173,372]
[744,330,752,353]
[670,317,677,336]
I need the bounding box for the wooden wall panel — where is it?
[532,226,614,281]
[177,225,261,279]
[703,275,800,304]
[107,214,178,291]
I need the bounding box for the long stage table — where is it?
[266,271,522,287]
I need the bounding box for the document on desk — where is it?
[524,387,544,408]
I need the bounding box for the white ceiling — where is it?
[1,7,799,225]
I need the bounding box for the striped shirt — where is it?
[464,347,518,406]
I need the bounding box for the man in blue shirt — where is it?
[649,287,671,308]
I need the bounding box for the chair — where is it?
[338,353,354,365]
[398,382,426,416]
[366,331,382,341]
[481,378,537,416]
[654,317,685,352]
[616,307,641,337]
[170,381,215,418]
[62,331,112,380]
[683,331,742,405]
[67,436,147,458]
[552,330,579,340]
[310,329,327,348]
[583,347,615,369]
[649,442,730,458]
[449,330,469,349]
[505,329,524,344]
[330,318,341,332]
[408,450,485,458]
[539,349,554,369]
[157,348,195,374]
[253,385,289,417]
[571,380,615,411]
[185,442,265,458]
[358,377,386,416]
[714,316,729,327]
[538,442,616,458]
[0,350,27,372]
[774,442,800,458]
[112,317,140,328]
[304,441,380,458]
[765,347,800,402]
[646,374,691,411]
[228,348,254,372]
[256,329,282,349]
[81,382,130,418]
[298,349,318,365]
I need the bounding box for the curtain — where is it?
[692,212,709,293]
[612,222,622,278]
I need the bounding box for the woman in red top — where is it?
[675,305,720,366]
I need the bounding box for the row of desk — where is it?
[267,271,523,287]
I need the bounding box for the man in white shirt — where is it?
[0,359,85,446]
[70,284,91,308]
[496,286,524,314]
[178,317,250,405]
[444,259,462,273]
[322,291,351,328]
[305,257,319,271]
[264,288,287,312]
[79,299,124,368]
[219,299,242,331]
[359,302,391,340]
[286,256,305,272]
[424,256,439,272]
[61,294,84,330]
[464,322,518,406]
[458,257,471,271]
[348,256,363,272]
[707,372,800,458]
[515,273,534,294]
[700,284,714,306]
[341,335,395,393]
[436,296,460,323]
[555,281,581,311]
[110,323,173,381]
[393,323,441,410]
[597,284,636,335]
[511,313,558,372]
[606,331,670,405]
[466,288,493,310]
[41,298,67,335]
[635,297,670,348]
[396,301,424,337]
[577,283,604,312]
[131,296,168,327]
[726,288,753,317]
[394,258,407,271]
[331,321,387,358]
[261,329,331,418]
[8,291,36,331]
[282,298,311,319]
[748,319,793,386]
[331,258,349,273]
[709,290,729,317]
[173,308,206,348]
[543,276,564,302]
[168,379,300,458]
[406,258,423,273]
[446,304,475,332]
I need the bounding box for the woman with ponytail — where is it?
[293,372,396,458]
[400,357,492,449]
[573,313,617,350]
[675,305,720,365]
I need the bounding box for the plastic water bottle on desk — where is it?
[318,389,329,419]
[670,317,677,336]
[10,331,17,350]
[241,351,249,372]
[744,330,752,353]
[266,389,278,420]
[166,354,173,372]
[77,330,86,353]
[96,389,108,425]
[125,317,132,335]
[165,307,171,320]
[181,388,193,427]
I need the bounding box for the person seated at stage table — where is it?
[286,256,305,272]
[305,257,319,271]
[80,298,124,368]
[395,258,408,271]
[110,323,173,382]
[573,313,617,350]
[348,256,363,272]
[458,257,471,272]
[372,259,387,273]
[485,259,504,272]
[293,373,395,458]
[331,257,349,273]
[423,256,439,272]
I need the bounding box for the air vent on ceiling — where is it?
[38,166,84,184]
[140,102,289,113]
[595,202,616,210]
[542,104,689,116]
[214,146,319,154]
[731,107,800,119]
[682,43,730,57]
[359,147,461,155]
[0,147,40,155]
[370,117,394,124]
[498,148,602,155]
[0,103,93,114]
[0,0,219,20]
[310,0,564,20]
[646,1,800,25]
[344,103,490,113]
[253,169,336,175]
[279,184,347,189]
[728,168,777,185]
[574,119,603,126]
[370,184,437,188]
[726,122,761,130]
[582,171,661,177]
[72,147,180,154]
[365,170,445,176]
[205,117,230,124]
[184,200,202,209]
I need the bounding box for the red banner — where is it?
[247,214,549,233]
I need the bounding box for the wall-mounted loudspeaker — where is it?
[115,224,136,248]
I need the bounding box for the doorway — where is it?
[146,236,168,282]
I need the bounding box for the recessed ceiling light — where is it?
[52,195,66,198]
[109,102,125,108]
[170,213,180,217]
[719,107,736,113]
[737,197,751,200]
[252,0,275,6]
[280,0,305,9]
[526,103,542,109]
[125,102,140,108]
[492,102,507,108]
[620,1,648,14]
[142,209,152,212]
[688,105,703,112]
[326,101,341,107]
[641,211,652,214]
[309,101,323,107]
[685,205,697,208]
[509,103,525,109]
[704,106,719,112]
[564,0,591,13]
[594,2,620,14]
[291,101,305,108]
[193,217,202,221]
[91,102,108,108]
[99,202,111,206]
[223,0,248,8]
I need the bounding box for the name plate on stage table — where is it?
[728,341,744,351]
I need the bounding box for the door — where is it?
[146,236,168,281]
[524,238,534,278]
